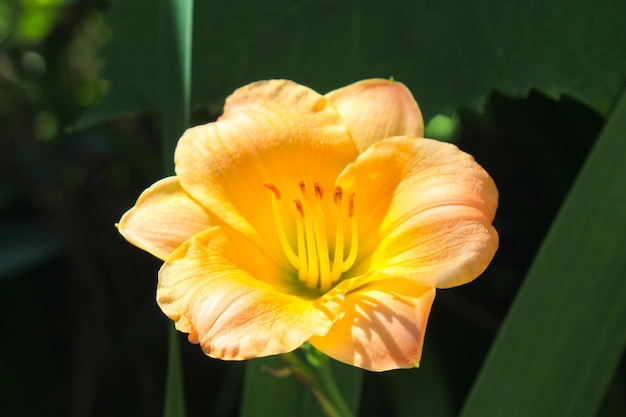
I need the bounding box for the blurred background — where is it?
[0,0,623,416]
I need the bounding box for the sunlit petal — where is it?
[325,79,423,153]
[310,274,435,372]
[175,80,358,258]
[117,177,213,260]
[337,136,498,288]
[157,227,346,359]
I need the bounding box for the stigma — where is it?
[263,181,358,292]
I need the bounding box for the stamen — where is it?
[301,198,319,289]
[342,193,358,272]
[265,181,358,292]
[312,182,331,290]
[263,182,299,269]
[330,186,344,281]
[293,200,307,282]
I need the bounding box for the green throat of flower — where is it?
[264,180,358,292]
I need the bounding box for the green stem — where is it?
[163,325,186,417]
[281,352,354,417]
[316,359,354,417]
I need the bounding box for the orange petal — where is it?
[117,177,213,260]
[337,136,498,288]
[157,227,346,360]
[174,80,358,258]
[325,79,423,153]
[309,274,436,372]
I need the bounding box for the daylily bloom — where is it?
[118,79,498,372]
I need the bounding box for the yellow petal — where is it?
[117,177,213,261]
[157,227,346,360]
[325,79,423,153]
[309,274,436,372]
[337,136,498,288]
[174,80,358,259]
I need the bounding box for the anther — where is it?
[293,200,307,282]
[263,182,281,199]
[314,182,324,200]
[293,199,304,217]
[333,186,343,204]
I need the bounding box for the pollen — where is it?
[264,181,358,292]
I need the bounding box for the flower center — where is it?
[264,181,358,292]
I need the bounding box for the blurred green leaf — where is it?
[79,0,625,128]
[460,89,626,416]
[74,0,158,129]
[240,355,362,417]
[14,0,73,43]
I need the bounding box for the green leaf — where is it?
[459,89,626,416]
[79,0,625,128]
[164,326,187,417]
[240,355,362,417]
[158,0,193,174]
[158,1,194,417]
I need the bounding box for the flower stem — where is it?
[281,348,355,417]
[316,358,354,417]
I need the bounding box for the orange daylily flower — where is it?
[118,79,498,372]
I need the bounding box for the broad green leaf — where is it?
[78,0,625,128]
[460,89,626,417]
[240,355,362,417]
